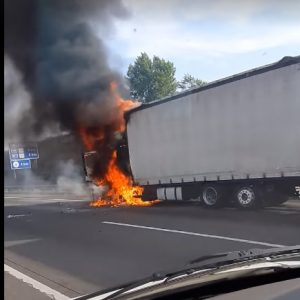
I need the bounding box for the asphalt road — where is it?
[4,191,300,299]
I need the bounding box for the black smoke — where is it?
[5,0,130,178]
[5,0,129,135]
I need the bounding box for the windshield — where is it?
[4,1,300,300]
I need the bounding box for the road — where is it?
[4,191,300,299]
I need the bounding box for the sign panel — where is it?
[10,159,31,170]
[9,143,39,160]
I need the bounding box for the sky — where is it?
[101,0,300,82]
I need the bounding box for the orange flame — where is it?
[90,151,159,207]
[80,81,159,207]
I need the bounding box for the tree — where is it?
[177,74,206,91]
[127,53,177,103]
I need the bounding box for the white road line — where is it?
[4,264,70,300]
[7,214,28,219]
[103,221,285,248]
[5,238,41,247]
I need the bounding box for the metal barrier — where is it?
[4,184,90,194]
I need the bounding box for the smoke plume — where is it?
[4,0,130,178]
[4,56,33,148]
[56,160,87,195]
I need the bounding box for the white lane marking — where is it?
[7,214,28,219]
[4,264,70,300]
[103,221,285,248]
[5,239,41,247]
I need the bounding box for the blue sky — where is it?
[100,0,300,82]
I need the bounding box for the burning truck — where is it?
[80,82,157,207]
[111,56,300,209]
[5,1,298,209]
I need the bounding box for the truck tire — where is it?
[202,185,224,208]
[234,186,262,209]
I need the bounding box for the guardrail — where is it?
[5,185,56,191]
[4,184,90,193]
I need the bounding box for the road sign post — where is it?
[9,143,39,160]
[10,159,31,170]
[8,143,39,176]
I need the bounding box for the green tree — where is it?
[177,74,206,91]
[127,53,177,103]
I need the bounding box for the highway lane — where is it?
[4,192,300,299]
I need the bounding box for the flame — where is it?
[79,127,105,152]
[110,81,138,132]
[90,151,159,207]
[80,81,159,207]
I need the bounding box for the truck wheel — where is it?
[234,186,261,209]
[202,185,223,208]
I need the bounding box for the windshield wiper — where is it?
[189,252,233,264]
[163,245,300,283]
[190,245,300,265]
[101,245,300,300]
[101,253,233,300]
[101,272,165,300]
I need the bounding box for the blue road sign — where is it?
[10,159,31,170]
[9,143,39,160]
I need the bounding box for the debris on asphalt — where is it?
[61,208,76,214]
